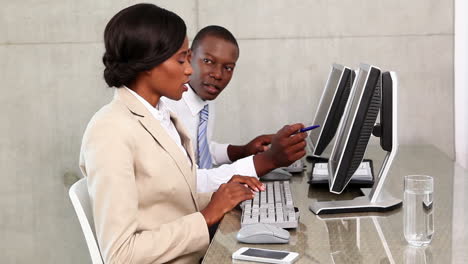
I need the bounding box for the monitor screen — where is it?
[309,64,354,157]
[328,64,381,194]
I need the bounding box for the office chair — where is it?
[69,178,104,264]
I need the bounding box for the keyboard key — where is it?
[354,168,368,175]
[317,163,326,169]
[314,169,328,175]
[276,210,284,222]
[313,161,372,181]
[288,212,296,221]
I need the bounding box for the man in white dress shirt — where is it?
[163,26,307,192]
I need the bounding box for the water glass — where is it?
[404,245,433,264]
[404,175,434,246]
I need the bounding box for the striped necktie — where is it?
[197,104,213,169]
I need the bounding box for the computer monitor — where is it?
[328,64,381,194]
[309,64,401,214]
[308,64,355,158]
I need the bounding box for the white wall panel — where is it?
[455,0,468,169]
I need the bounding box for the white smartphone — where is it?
[232,247,299,264]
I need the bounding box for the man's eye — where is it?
[203,58,212,64]
[225,66,234,72]
[178,60,185,64]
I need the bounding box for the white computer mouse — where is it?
[236,223,290,244]
[261,168,292,181]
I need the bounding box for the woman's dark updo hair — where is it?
[103,3,186,88]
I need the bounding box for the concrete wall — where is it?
[209,0,454,159]
[0,0,454,263]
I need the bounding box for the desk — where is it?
[202,145,468,263]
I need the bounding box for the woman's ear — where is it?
[143,68,154,76]
[187,49,192,64]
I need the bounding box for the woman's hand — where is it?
[200,183,255,226]
[228,175,265,192]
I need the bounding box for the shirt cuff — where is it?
[233,155,258,178]
[210,142,231,165]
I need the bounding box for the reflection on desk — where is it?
[322,217,364,264]
[318,214,412,264]
[321,214,434,264]
[202,146,467,264]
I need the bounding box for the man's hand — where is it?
[253,123,307,176]
[228,175,265,192]
[244,134,274,155]
[227,134,273,162]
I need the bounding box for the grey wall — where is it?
[0,0,453,263]
[209,1,454,157]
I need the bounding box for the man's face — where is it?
[189,35,239,101]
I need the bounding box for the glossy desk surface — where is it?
[202,145,468,264]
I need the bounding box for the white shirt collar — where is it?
[183,84,209,116]
[125,87,170,122]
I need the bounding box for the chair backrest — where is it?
[69,178,104,264]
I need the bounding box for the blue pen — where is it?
[296,124,320,134]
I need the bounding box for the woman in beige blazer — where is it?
[79,4,261,263]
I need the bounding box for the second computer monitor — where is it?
[328,64,381,194]
[309,64,355,157]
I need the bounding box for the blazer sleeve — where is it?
[196,192,213,210]
[80,119,209,264]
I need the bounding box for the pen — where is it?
[295,124,320,134]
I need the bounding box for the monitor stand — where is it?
[310,71,401,215]
[309,150,402,214]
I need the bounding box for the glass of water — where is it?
[404,245,433,264]
[404,175,434,246]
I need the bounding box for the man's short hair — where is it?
[191,25,239,52]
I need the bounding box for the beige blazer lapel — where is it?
[115,88,200,210]
[170,113,197,174]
